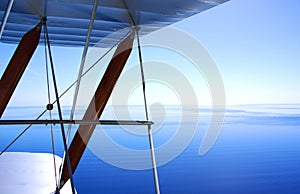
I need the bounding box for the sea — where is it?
[0,104,299,194]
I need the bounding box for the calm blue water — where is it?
[0,105,299,194]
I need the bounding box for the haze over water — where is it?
[0,104,299,193]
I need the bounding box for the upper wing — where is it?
[0,0,229,47]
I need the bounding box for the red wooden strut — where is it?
[0,22,42,117]
[60,32,134,188]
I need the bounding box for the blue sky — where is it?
[175,0,300,104]
[0,0,299,107]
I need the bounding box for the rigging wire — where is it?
[64,29,131,141]
[59,0,99,186]
[66,0,99,144]
[43,18,76,194]
[0,110,46,155]
[65,31,131,143]
[136,29,161,194]
[43,27,59,190]
[0,32,127,156]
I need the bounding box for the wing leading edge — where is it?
[0,0,229,47]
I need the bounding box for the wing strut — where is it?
[0,22,41,117]
[42,18,76,194]
[135,27,161,194]
[59,31,134,188]
[0,0,14,39]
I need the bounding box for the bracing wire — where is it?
[65,30,131,142]
[66,0,99,145]
[0,110,46,155]
[0,32,127,156]
[43,27,59,190]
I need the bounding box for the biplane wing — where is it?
[1,0,229,47]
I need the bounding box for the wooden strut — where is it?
[60,32,134,188]
[0,22,42,117]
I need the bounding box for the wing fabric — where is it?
[0,0,229,47]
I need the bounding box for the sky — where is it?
[174,0,300,105]
[0,0,300,107]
